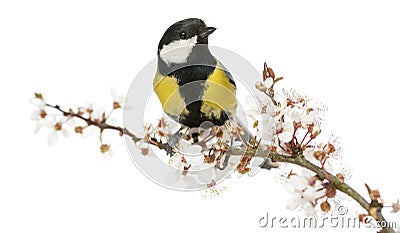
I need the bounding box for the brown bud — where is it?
[336,173,345,182]
[113,101,121,109]
[320,200,331,212]
[324,143,336,154]
[307,124,321,139]
[267,67,275,79]
[313,150,326,161]
[100,144,110,153]
[74,126,83,134]
[54,122,62,131]
[40,110,47,119]
[253,120,259,128]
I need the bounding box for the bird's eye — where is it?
[179,32,186,39]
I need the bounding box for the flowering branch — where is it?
[265,153,394,233]
[46,103,140,142]
[30,64,399,233]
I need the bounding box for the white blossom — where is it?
[47,122,70,147]
[111,87,126,109]
[31,109,52,133]
[301,109,317,124]
[277,121,294,142]
[284,170,324,216]
[256,114,276,143]
[245,96,262,121]
[29,96,46,109]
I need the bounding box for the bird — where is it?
[154,18,237,129]
[153,18,277,169]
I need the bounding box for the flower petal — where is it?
[117,95,126,104]
[303,188,318,202]
[61,129,70,138]
[287,195,301,210]
[47,131,58,147]
[29,98,46,108]
[31,110,40,120]
[264,78,273,89]
[278,131,293,142]
[289,175,309,190]
[111,87,118,100]
[282,121,294,132]
[34,122,42,133]
[303,202,316,216]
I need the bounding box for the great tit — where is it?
[154,18,237,129]
[153,18,276,170]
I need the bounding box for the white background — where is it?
[1,0,400,232]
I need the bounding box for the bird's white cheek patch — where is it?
[160,36,197,64]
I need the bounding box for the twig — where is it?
[46,103,140,142]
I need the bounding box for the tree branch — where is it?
[266,153,395,233]
[45,103,395,233]
[46,103,140,142]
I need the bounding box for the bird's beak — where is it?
[198,27,216,39]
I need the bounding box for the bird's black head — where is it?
[157,18,216,65]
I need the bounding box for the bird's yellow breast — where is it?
[153,62,236,124]
[153,72,189,117]
[200,64,237,119]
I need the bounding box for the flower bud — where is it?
[54,122,62,131]
[255,81,267,92]
[336,173,345,182]
[320,200,331,212]
[309,125,321,139]
[313,150,326,161]
[324,143,336,154]
[74,126,83,134]
[100,144,110,153]
[40,110,47,119]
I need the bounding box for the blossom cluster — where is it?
[30,88,126,156]
[30,64,400,221]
